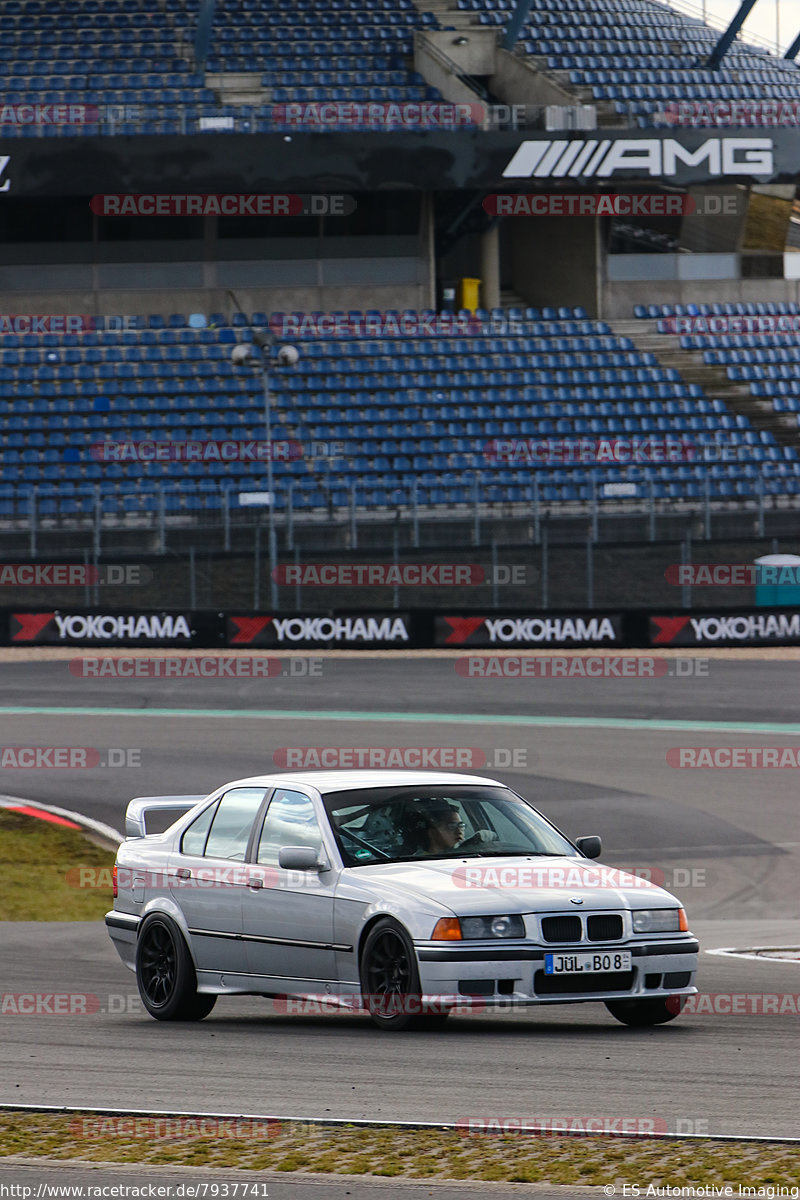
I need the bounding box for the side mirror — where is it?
[575,835,602,860]
[278,845,323,871]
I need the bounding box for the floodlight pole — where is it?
[227,289,282,611]
[784,26,800,58]
[255,333,279,612]
[706,0,760,68]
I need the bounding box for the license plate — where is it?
[544,951,632,975]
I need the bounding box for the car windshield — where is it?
[322,784,576,867]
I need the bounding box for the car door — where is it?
[242,788,338,987]
[168,786,266,974]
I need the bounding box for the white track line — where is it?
[0,793,123,845]
[0,1103,798,1144]
[706,946,800,963]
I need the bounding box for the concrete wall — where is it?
[680,186,749,254]
[602,277,800,319]
[415,30,498,95]
[0,234,431,314]
[439,226,481,289]
[509,215,601,314]
[0,283,430,316]
[490,47,577,108]
[415,32,577,113]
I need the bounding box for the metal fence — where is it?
[5,476,800,557]
[1,529,796,612]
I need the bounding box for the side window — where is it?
[180,801,218,856]
[257,790,322,866]
[203,788,266,861]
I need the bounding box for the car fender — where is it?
[138,897,199,970]
[355,896,453,954]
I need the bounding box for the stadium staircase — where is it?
[499,289,530,312]
[415,0,621,127]
[615,316,800,450]
[443,0,800,129]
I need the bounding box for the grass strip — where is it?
[0,810,115,921]
[0,1113,797,1186]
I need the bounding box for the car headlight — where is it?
[459,915,525,940]
[632,908,686,934]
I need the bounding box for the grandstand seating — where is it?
[0,0,442,137]
[458,0,800,127]
[637,302,800,319]
[1,309,798,521]
[633,298,800,493]
[7,0,798,135]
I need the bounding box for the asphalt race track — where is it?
[1,918,799,1138]
[1,652,799,1140]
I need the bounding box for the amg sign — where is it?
[503,137,773,179]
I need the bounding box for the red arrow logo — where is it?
[441,616,486,645]
[11,612,55,642]
[229,616,272,645]
[650,616,691,645]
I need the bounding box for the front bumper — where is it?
[416,937,700,1005]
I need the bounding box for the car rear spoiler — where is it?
[124,795,206,839]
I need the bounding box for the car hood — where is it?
[348,856,678,914]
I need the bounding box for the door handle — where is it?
[176,867,191,879]
[248,876,264,889]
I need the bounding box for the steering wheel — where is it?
[340,828,392,860]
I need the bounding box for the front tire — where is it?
[360,918,442,1032]
[605,996,686,1027]
[136,914,217,1022]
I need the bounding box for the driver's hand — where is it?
[460,829,498,846]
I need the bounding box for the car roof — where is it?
[222,770,504,795]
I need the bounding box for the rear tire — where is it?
[136,914,217,1022]
[605,996,686,1027]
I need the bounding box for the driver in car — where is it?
[413,799,497,856]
